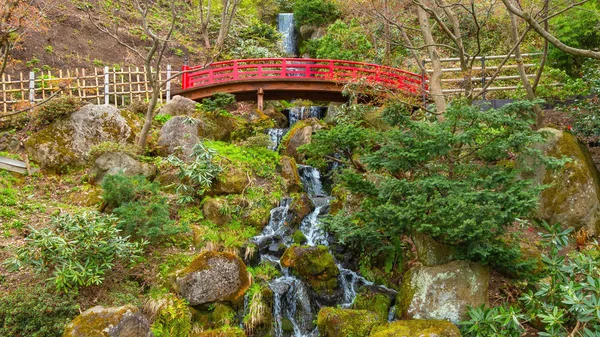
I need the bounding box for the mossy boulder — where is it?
[289,193,313,227]
[190,327,246,337]
[202,114,240,142]
[281,118,326,163]
[91,152,156,183]
[26,104,132,172]
[352,288,393,322]
[397,260,489,323]
[280,245,341,302]
[292,230,308,245]
[412,234,456,267]
[63,305,152,337]
[174,251,251,306]
[192,303,237,330]
[535,128,600,235]
[263,107,288,128]
[316,307,379,337]
[211,167,249,195]
[157,116,205,157]
[203,198,232,226]
[370,320,461,337]
[243,285,275,337]
[158,95,197,116]
[280,156,303,193]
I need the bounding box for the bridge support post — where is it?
[257,88,264,111]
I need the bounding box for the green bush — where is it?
[102,173,185,240]
[293,0,340,28]
[201,92,237,114]
[0,284,79,337]
[149,293,192,337]
[35,95,84,127]
[304,20,374,62]
[5,211,145,292]
[167,143,222,203]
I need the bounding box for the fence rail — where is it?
[0,65,180,115]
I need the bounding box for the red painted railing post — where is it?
[233,61,239,80]
[329,61,334,80]
[181,65,189,89]
[281,59,286,78]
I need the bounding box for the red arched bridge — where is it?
[180,58,424,109]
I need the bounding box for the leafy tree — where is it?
[302,100,560,275]
[304,20,375,62]
[5,212,145,292]
[292,0,340,28]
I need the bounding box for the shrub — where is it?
[5,211,145,292]
[148,293,192,337]
[293,0,340,28]
[304,20,374,62]
[167,143,222,203]
[201,92,236,114]
[0,284,79,337]
[102,173,185,240]
[35,95,84,127]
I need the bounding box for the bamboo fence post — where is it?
[94,68,100,105]
[104,66,109,105]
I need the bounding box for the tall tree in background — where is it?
[193,0,242,52]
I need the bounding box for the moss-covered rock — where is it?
[412,234,455,267]
[352,289,393,322]
[397,260,489,323]
[292,230,308,245]
[91,151,156,183]
[211,168,249,195]
[26,104,132,172]
[158,95,197,116]
[243,285,275,337]
[370,320,461,337]
[289,193,313,227]
[280,156,302,193]
[203,198,232,226]
[280,245,340,301]
[190,326,246,337]
[63,305,152,337]
[535,128,600,235]
[192,303,237,330]
[157,116,205,157]
[281,118,326,163]
[174,251,251,306]
[263,107,288,128]
[316,307,379,337]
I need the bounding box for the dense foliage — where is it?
[201,92,237,115]
[5,212,145,292]
[168,142,222,203]
[292,0,340,28]
[302,100,559,275]
[461,223,600,337]
[304,20,375,62]
[0,284,79,337]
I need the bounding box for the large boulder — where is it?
[280,245,341,303]
[174,251,251,306]
[280,156,302,193]
[203,198,232,225]
[157,116,204,157]
[26,104,132,172]
[282,118,325,163]
[535,128,600,234]
[397,260,489,323]
[263,107,288,128]
[63,305,152,337]
[316,307,380,337]
[412,234,455,267]
[158,95,197,116]
[91,152,156,183]
[211,167,249,195]
[370,320,461,337]
[352,288,393,322]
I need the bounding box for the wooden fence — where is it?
[423,53,549,99]
[0,65,181,114]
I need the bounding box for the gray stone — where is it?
[397,260,489,323]
[311,27,327,39]
[175,251,251,306]
[91,152,156,183]
[299,25,316,39]
[158,95,197,116]
[157,116,204,157]
[26,104,132,172]
[63,305,153,337]
[412,234,455,266]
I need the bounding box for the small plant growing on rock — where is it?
[34,95,84,128]
[5,211,145,292]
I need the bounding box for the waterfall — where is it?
[278,13,297,56]
[267,128,288,151]
[287,106,328,127]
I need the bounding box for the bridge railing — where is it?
[181,58,424,95]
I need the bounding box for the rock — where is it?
[211,168,249,195]
[280,156,302,193]
[311,27,327,40]
[175,251,251,306]
[26,104,132,172]
[370,320,461,337]
[316,307,379,337]
[535,128,600,234]
[157,116,204,157]
[203,198,232,225]
[263,108,288,128]
[352,288,393,322]
[192,303,237,330]
[397,260,489,323]
[63,305,153,337]
[282,118,326,163]
[289,193,313,227]
[292,230,307,245]
[91,152,156,183]
[190,327,246,337]
[158,95,197,116]
[412,234,455,267]
[299,25,316,39]
[280,245,341,303]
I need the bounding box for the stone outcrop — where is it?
[280,156,303,193]
[63,305,153,337]
[397,260,489,323]
[26,104,132,172]
[202,198,232,225]
[412,234,455,267]
[174,251,251,306]
[282,118,326,163]
[211,167,249,195]
[157,95,197,116]
[316,307,380,337]
[370,320,461,337]
[91,152,156,183]
[535,128,600,234]
[351,288,393,322]
[157,116,204,157]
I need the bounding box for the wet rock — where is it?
[289,193,313,227]
[316,307,379,337]
[370,319,461,337]
[174,251,251,306]
[63,305,153,337]
[158,95,197,116]
[202,198,231,226]
[280,156,302,193]
[535,128,600,235]
[397,260,489,323]
[91,152,156,183]
[27,104,132,172]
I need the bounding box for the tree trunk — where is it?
[137,85,160,149]
[417,6,446,117]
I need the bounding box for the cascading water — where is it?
[267,128,288,151]
[287,106,328,127]
[278,14,297,56]
[249,163,388,336]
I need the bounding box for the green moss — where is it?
[395,269,416,320]
[292,230,307,245]
[193,303,236,330]
[316,307,380,337]
[63,306,136,337]
[370,319,461,337]
[352,290,391,322]
[280,245,340,294]
[190,326,246,337]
